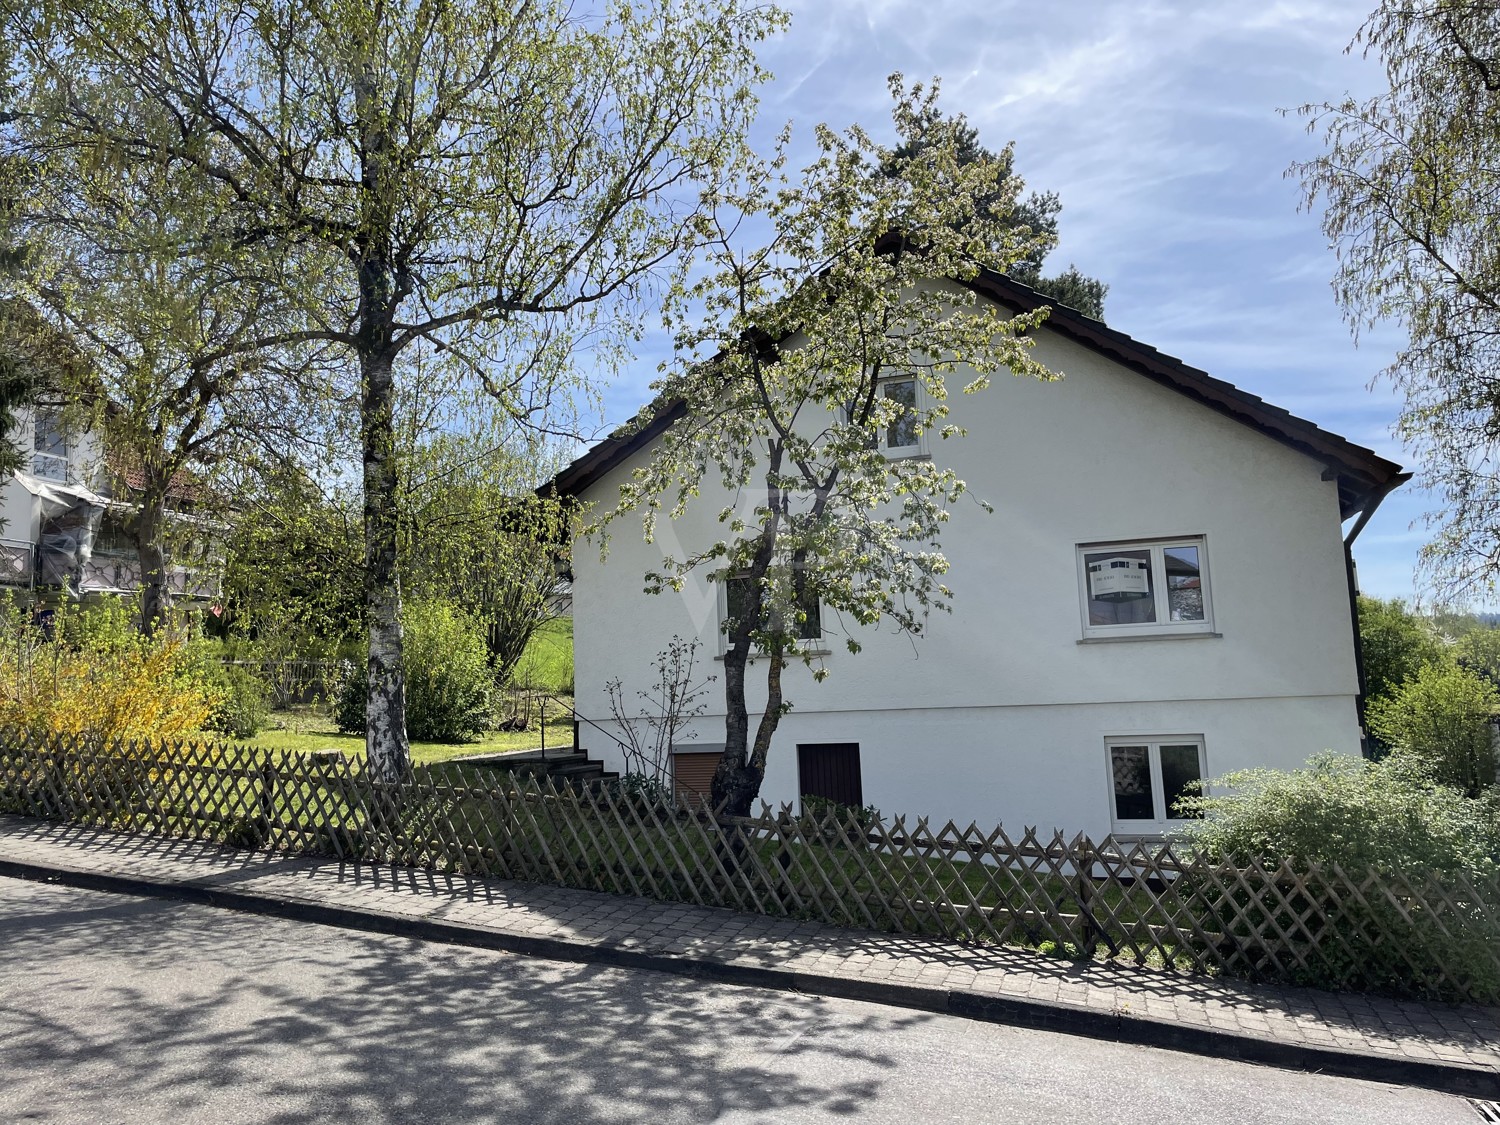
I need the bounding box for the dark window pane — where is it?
[727,573,820,641]
[884,378,919,449]
[1164,546,1204,622]
[33,410,66,458]
[1160,744,1202,819]
[1110,745,1155,821]
[1085,549,1155,626]
[725,575,756,633]
[795,582,821,640]
[798,743,863,808]
[32,409,68,481]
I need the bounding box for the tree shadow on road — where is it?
[0,882,928,1124]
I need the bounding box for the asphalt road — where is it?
[0,876,1481,1124]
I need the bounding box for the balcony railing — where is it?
[0,540,34,587]
[79,551,221,599]
[79,552,142,594]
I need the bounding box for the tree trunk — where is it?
[361,344,410,783]
[353,40,410,784]
[711,519,779,817]
[133,491,173,636]
[713,623,757,815]
[713,638,788,819]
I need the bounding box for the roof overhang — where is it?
[543,400,686,502]
[13,470,109,517]
[542,269,1407,524]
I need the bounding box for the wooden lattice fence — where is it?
[3,731,1498,1005]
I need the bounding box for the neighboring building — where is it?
[0,403,220,603]
[549,271,1408,838]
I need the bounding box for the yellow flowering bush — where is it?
[0,598,222,742]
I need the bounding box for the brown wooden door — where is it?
[797,743,862,808]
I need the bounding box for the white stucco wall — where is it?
[0,405,108,549]
[570,319,1365,836]
[0,477,36,544]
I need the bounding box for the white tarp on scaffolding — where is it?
[12,470,108,593]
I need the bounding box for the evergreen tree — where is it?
[886,108,1107,319]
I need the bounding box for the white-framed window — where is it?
[721,571,822,651]
[876,375,922,456]
[1106,736,1206,835]
[1076,537,1212,638]
[31,408,69,482]
[847,375,925,457]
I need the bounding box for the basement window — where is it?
[1107,738,1205,835]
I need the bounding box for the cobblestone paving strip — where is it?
[2,814,1497,1097]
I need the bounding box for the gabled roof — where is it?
[545,270,1406,521]
[104,449,205,503]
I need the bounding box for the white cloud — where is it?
[589,1,1441,601]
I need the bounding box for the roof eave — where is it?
[543,269,1407,516]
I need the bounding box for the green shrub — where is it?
[335,658,365,737]
[336,598,494,743]
[1367,663,1499,794]
[609,773,674,804]
[0,597,220,741]
[202,662,271,739]
[1178,753,1499,876]
[1177,754,1500,1001]
[799,794,881,843]
[1357,595,1446,704]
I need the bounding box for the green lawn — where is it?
[246,619,577,766]
[511,617,573,695]
[249,710,577,766]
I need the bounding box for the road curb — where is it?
[3,855,1495,1099]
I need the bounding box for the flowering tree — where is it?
[601,78,1062,815]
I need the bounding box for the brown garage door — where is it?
[672,749,722,807]
[797,743,862,809]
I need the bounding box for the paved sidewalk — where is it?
[2,815,1497,1098]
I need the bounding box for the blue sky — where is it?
[596,1,1434,605]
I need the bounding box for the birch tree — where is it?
[9,0,782,779]
[602,78,1060,816]
[1294,3,1500,601]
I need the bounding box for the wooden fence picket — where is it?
[2,728,1498,1005]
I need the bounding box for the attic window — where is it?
[1077,538,1212,638]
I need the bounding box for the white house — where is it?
[0,403,220,602]
[549,272,1407,838]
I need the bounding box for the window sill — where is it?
[1077,631,1222,645]
[1107,831,1172,844]
[715,648,832,662]
[1109,826,1197,841]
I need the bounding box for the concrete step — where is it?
[548,759,606,777]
